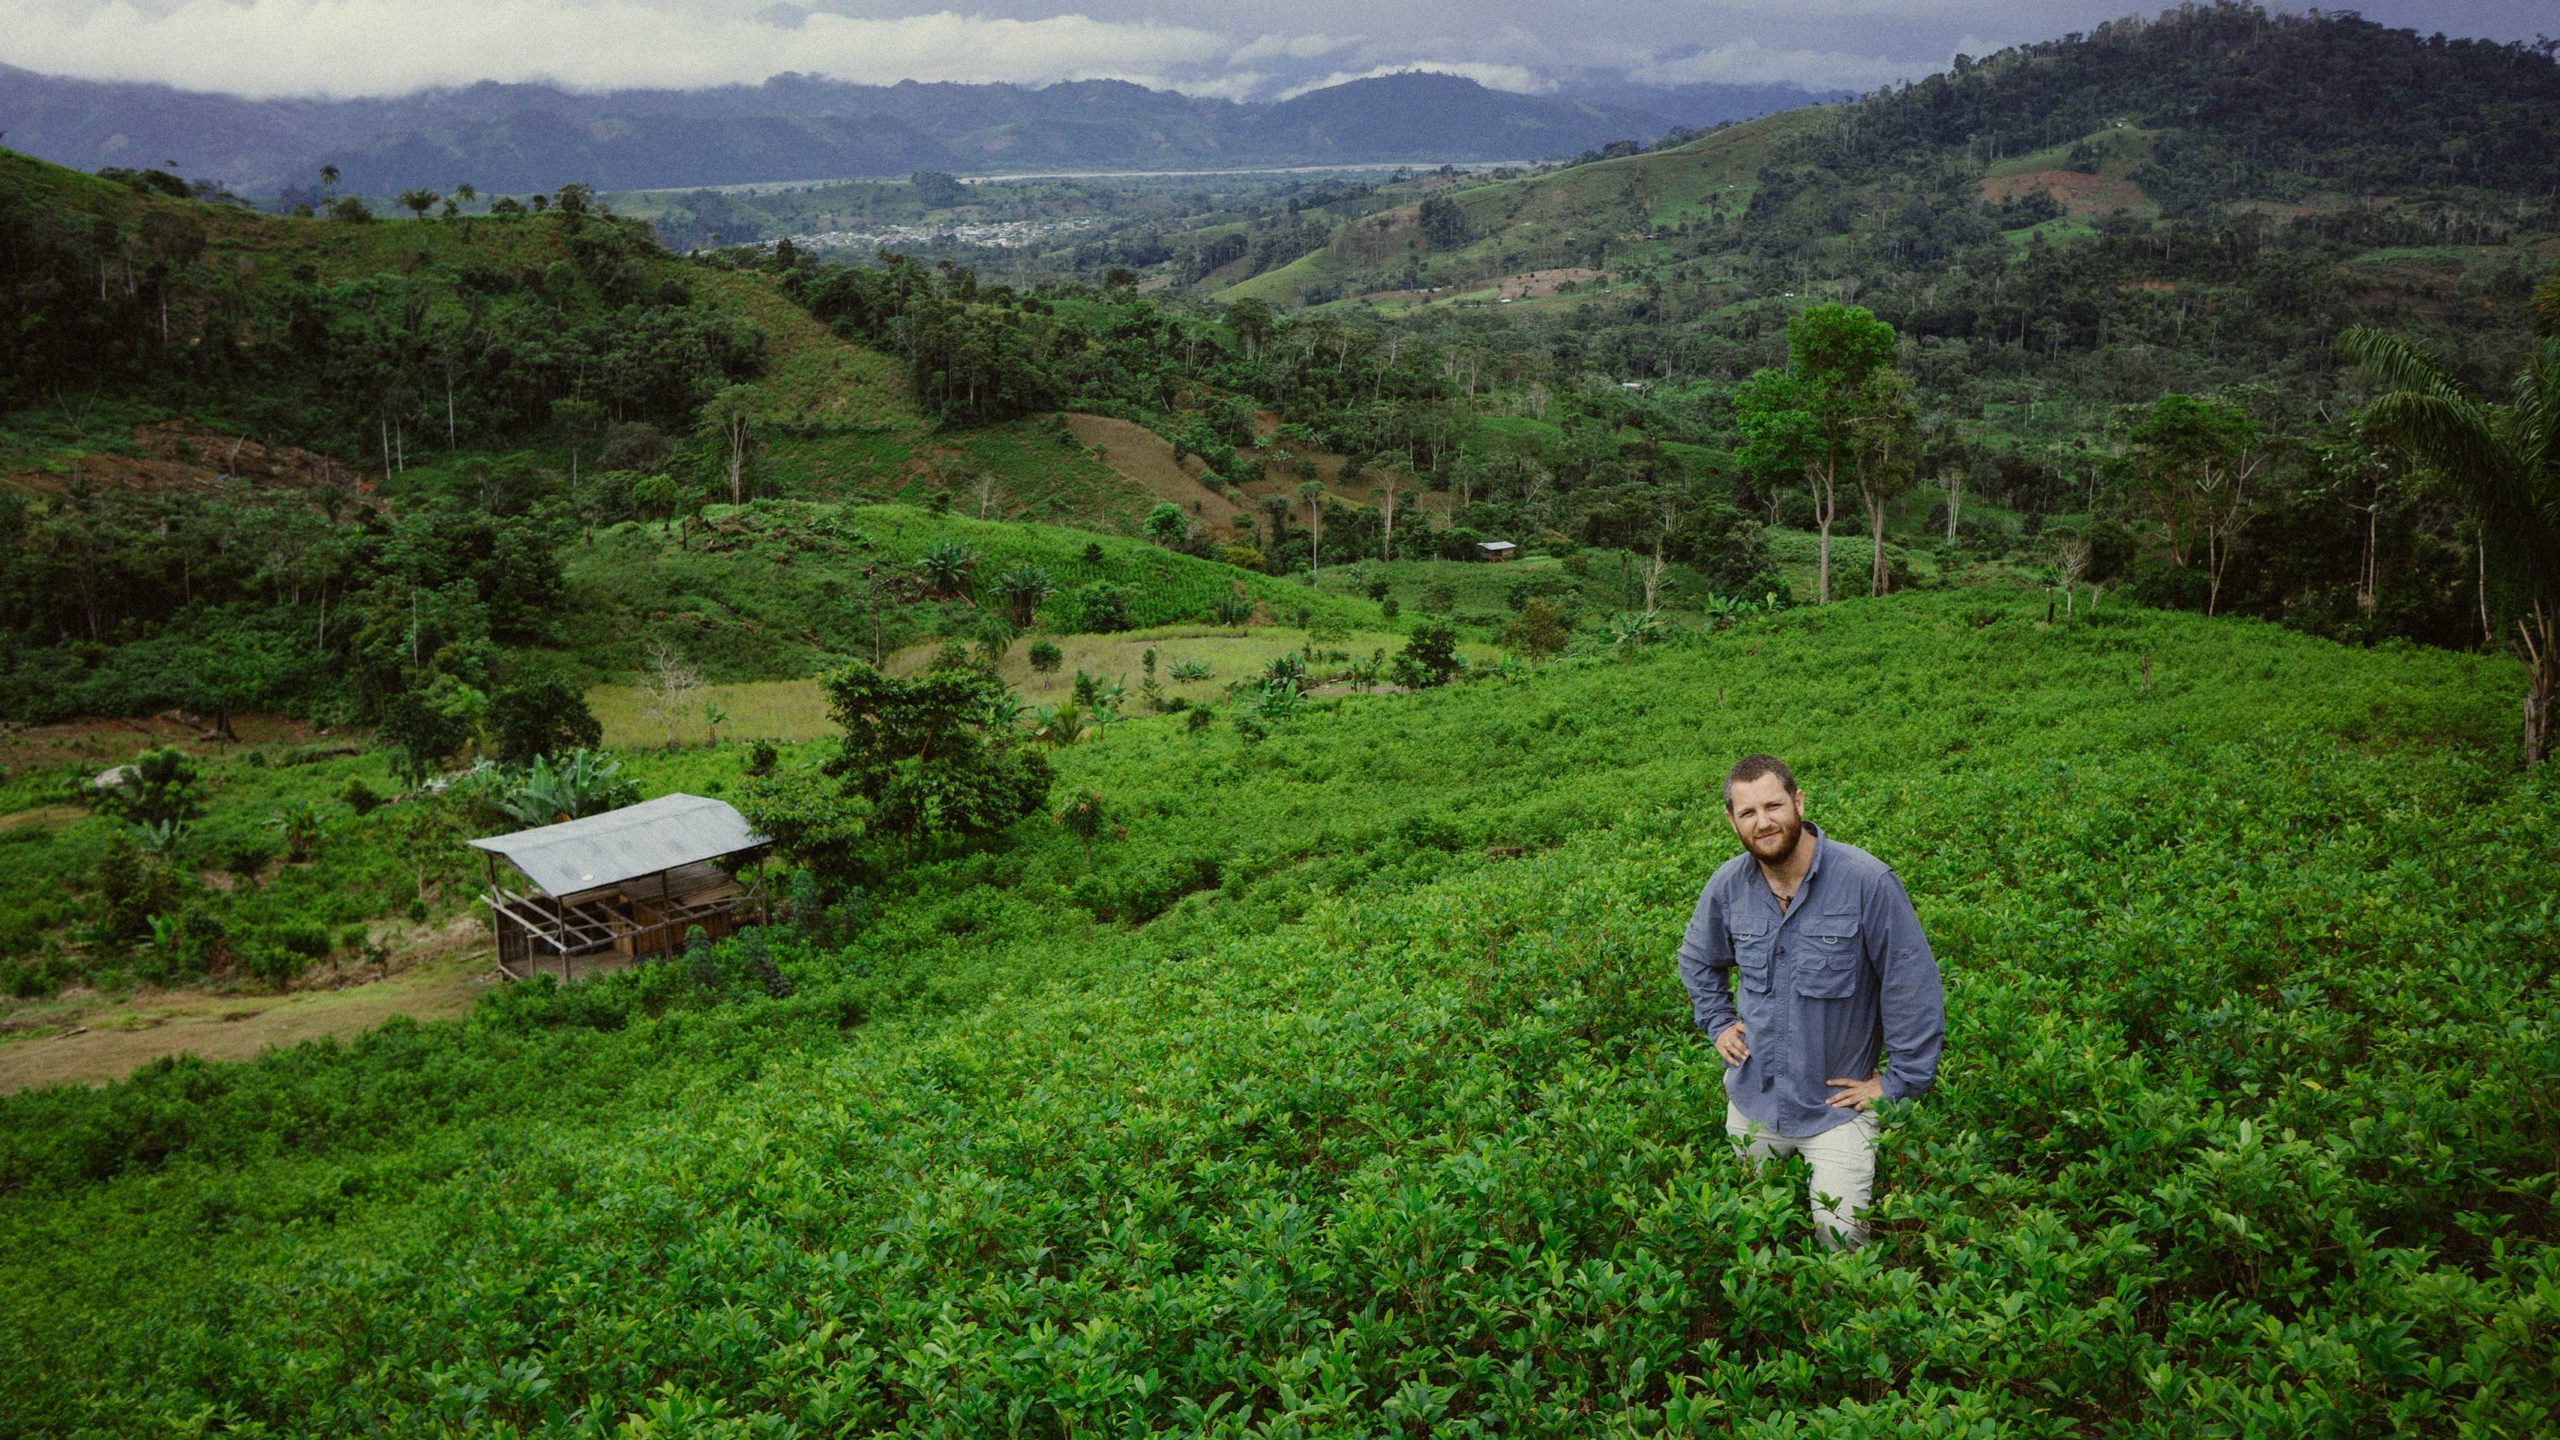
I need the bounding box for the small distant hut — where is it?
[469,793,772,981]
[1477,540,1519,563]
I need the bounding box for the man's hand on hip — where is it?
[1825,1074,1883,1110]
[1714,1022,1749,1066]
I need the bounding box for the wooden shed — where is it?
[469,793,772,981]
[1477,540,1519,562]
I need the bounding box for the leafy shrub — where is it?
[1074,582,1134,634]
[340,780,386,815]
[1394,623,1465,687]
[1068,854,1220,923]
[1027,640,1064,674]
[1054,789,1107,861]
[223,837,276,886]
[88,748,205,830]
[268,801,322,862]
[488,677,605,764]
[1502,597,1570,658]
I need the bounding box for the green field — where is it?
[5,591,2553,1433]
[552,501,1387,682]
[587,625,1501,744]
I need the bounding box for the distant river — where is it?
[640,160,1538,196]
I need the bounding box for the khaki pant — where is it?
[1725,1101,1878,1248]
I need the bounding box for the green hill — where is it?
[1200,9,2557,318]
[2,591,2552,1431]
[0,149,1204,727]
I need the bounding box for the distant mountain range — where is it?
[0,65,1846,199]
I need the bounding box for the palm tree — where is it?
[2339,326,2560,764]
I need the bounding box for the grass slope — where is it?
[3,592,2553,1433]
[1213,111,1818,308]
[551,500,1386,682]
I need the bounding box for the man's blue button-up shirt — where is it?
[1675,822,1946,1138]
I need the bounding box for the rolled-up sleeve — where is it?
[1865,870,1945,1101]
[1675,884,1737,1039]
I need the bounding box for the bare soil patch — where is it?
[1477,268,1609,302]
[0,712,335,771]
[0,915,497,1094]
[1060,414,1248,530]
[8,421,374,500]
[1978,169,2147,215]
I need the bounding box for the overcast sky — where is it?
[3,1,2549,101]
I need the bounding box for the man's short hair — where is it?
[1723,754,1799,810]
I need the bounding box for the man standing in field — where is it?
[1676,755,1945,1248]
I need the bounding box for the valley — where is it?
[1,6,2556,1433]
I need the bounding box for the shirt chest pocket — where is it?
[1793,919,1864,999]
[1731,920,1775,992]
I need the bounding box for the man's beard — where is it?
[1746,816,1804,865]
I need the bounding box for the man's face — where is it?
[1725,775,1805,865]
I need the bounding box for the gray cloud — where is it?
[1,1,1236,97]
[1,1,2543,100]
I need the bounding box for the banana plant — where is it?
[497,749,640,825]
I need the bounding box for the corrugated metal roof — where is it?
[468,793,768,897]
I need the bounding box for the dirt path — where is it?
[0,933,497,1095]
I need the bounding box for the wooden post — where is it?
[557,895,572,983]
[482,853,502,974]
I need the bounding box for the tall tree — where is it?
[1756,304,1898,604]
[2340,326,2560,764]
[1852,370,1919,596]
[1224,298,1274,361]
[2118,394,2265,614]
[1298,479,1326,575]
[697,383,762,506]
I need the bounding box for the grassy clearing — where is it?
[1309,549,1744,633]
[551,500,1388,684]
[588,624,1502,731]
[889,624,1500,704]
[587,678,842,749]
